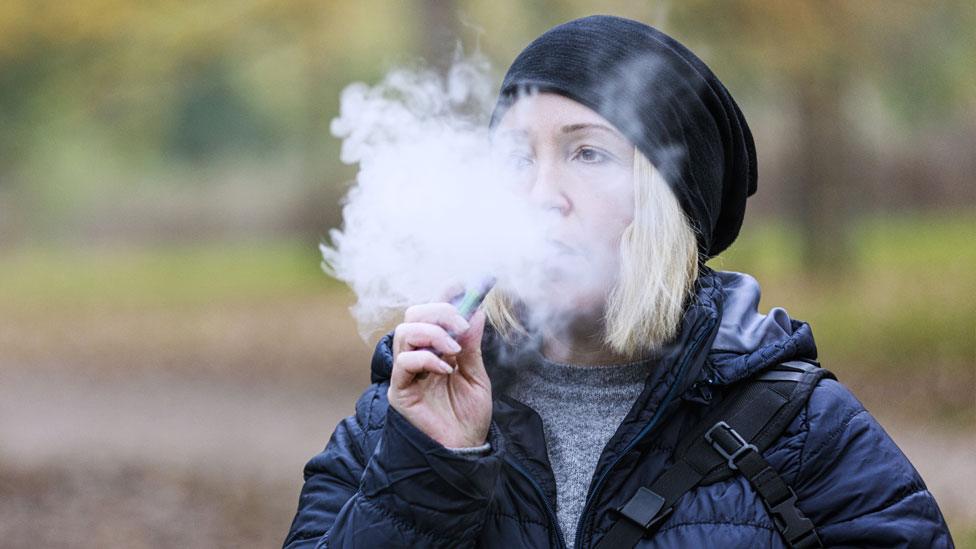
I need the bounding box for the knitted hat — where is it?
[490,15,757,260]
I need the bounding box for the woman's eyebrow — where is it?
[493,129,531,144]
[560,123,626,141]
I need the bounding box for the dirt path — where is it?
[0,368,972,546]
[0,369,359,485]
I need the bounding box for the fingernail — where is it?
[439,361,454,374]
[456,317,470,332]
[449,340,462,352]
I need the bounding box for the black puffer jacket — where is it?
[284,267,953,548]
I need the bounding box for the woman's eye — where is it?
[574,147,609,164]
[509,154,533,169]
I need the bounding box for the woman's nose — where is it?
[528,162,571,216]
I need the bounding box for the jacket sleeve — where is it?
[283,383,504,549]
[793,378,954,548]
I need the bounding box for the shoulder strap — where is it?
[596,360,834,549]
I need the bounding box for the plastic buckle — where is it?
[704,421,758,471]
[768,488,820,548]
[616,487,673,531]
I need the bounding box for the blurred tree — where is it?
[165,58,278,164]
[421,0,461,69]
[0,0,412,239]
[667,0,975,274]
[1,0,970,247]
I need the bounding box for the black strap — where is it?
[596,361,829,549]
[708,422,822,548]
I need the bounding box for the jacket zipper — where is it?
[572,317,716,548]
[504,456,568,549]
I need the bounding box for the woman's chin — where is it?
[504,260,614,320]
[524,279,607,319]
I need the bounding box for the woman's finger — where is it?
[393,322,462,356]
[454,308,488,376]
[404,302,470,335]
[391,350,454,390]
[455,308,486,348]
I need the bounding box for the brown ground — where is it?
[0,296,972,547]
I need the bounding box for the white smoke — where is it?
[322,52,557,341]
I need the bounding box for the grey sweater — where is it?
[510,356,650,544]
[449,355,650,544]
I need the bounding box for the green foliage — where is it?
[960,525,976,549]
[0,239,340,310]
[666,0,976,128]
[164,59,281,164]
[714,209,976,374]
[4,212,971,371]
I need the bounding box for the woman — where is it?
[284,15,953,548]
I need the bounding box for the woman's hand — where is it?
[388,303,492,449]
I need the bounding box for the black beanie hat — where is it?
[490,15,757,261]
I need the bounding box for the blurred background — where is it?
[0,1,973,547]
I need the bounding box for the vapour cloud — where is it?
[322,53,562,341]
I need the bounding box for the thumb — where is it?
[455,308,486,365]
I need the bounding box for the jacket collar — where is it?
[704,269,819,386]
[368,266,819,394]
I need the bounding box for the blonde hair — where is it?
[482,149,700,357]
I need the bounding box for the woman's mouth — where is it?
[546,239,578,256]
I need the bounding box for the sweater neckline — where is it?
[516,351,656,389]
[537,354,654,369]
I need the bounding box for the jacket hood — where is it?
[369,267,818,388]
[704,270,818,386]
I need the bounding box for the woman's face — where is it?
[493,92,636,315]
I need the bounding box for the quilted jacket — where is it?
[284,266,953,548]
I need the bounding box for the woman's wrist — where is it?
[445,441,492,457]
[360,405,503,538]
